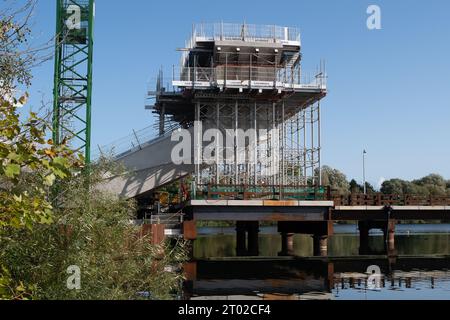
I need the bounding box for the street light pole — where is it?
[363,150,367,195]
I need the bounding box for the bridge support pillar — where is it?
[313,235,329,257]
[384,219,397,256]
[358,221,370,255]
[358,219,397,256]
[236,222,248,256]
[279,233,295,256]
[278,221,333,257]
[141,224,166,245]
[182,261,196,300]
[247,222,260,256]
[183,220,197,241]
[236,222,260,256]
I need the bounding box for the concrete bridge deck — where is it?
[189,200,334,222]
[188,199,450,221]
[180,199,450,258]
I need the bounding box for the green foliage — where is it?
[348,179,376,195]
[0,0,37,94]
[0,95,84,299]
[319,166,449,197]
[0,95,82,230]
[1,1,187,300]
[381,174,449,196]
[1,158,188,300]
[319,166,350,195]
[0,93,187,301]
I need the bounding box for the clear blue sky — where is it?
[13,0,450,187]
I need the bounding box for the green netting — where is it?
[192,185,328,201]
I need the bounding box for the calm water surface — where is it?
[186,224,450,300]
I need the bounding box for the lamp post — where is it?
[363,150,367,195]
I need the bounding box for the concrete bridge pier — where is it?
[247,222,260,256]
[313,235,329,257]
[358,221,370,255]
[278,221,334,257]
[358,219,397,256]
[236,222,248,256]
[142,224,166,245]
[182,261,196,300]
[384,219,397,257]
[236,221,260,257]
[279,233,295,256]
[183,220,198,241]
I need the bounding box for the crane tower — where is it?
[53,0,95,164]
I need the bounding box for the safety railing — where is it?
[193,23,301,44]
[145,213,184,226]
[93,123,183,161]
[333,194,450,206]
[172,66,326,88]
[193,184,331,201]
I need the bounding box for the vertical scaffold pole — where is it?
[234,101,239,185]
[311,106,315,186]
[195,102,202,187]
[254,102,258,185]
[216,103,220,185]
[318,101,322,186]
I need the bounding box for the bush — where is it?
[1,159,188,300]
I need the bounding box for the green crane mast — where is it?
[53,0,95,164]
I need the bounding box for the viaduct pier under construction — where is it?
[99,23,450,258]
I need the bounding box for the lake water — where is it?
[185,224,450,300]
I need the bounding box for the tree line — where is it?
[320,166,450,197]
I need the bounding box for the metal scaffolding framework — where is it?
[193,100,322,187]
[148,23,327,199]
[53,0,95,164]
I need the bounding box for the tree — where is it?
[1,0,83,297]
[349,179,360,194]
[319,166,350,195]
[380,179,404,195]
[348,179,376,195]
[364,182,377,194]
[1,94,85,298]
[414,174,446,188]
[381,175,449,197]
[1,159,187,300]
[1,96,82,227]
[1,1,187,300]
[0,0,39,96]
[413,174,447,196]
[1,0,54,97]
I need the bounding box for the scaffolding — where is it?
[148,23,327,200]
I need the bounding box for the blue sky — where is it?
[10,0,450,187]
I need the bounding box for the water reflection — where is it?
[186,225,450,300]
[194,225,450,258]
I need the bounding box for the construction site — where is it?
[92,22,334,252]
[102,24,326,193]
[51,0,450,261]
[4,0,450,303]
